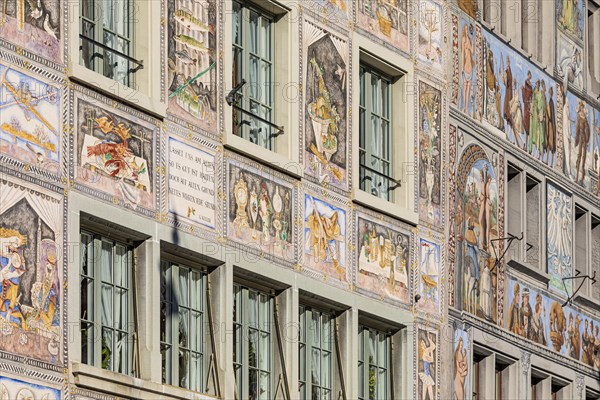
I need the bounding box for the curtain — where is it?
[176,267,190,387]
[100,239,114,370]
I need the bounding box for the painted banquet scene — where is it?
[0,0,599,399]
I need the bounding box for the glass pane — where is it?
[101,283,113,326]
[311,347,320,385]
[382,80,390,118]
[161,343,171,384]
[191,310,202,353]
[368,330,376,363]
[234,324,242,363]
[358,361,364,396]
[322,351,331,389]
[178,267,189,307]
[248,291,258,328]
[359,109,366,149]
[179,349,189,388]
[116,330,128,374]
[259,330,270,371]
[114,244,127,287]
[249,368,258,399]
[312,312,320,346]
[260,294,270,328]
[369,366,377,400]
[371,75,379,114]
[360,68,365,106]
[81,321,94,365]
[249,56,259,99]
[323,316,332,351]
[260,61,272,105]
[192,270,203,311]
[378,335,386,367]
[371,116,380,159]
[80,277,93,320]
[299,343,306,380]
[260,16,271,60]
[179,307,189,349]
[233,2,242,45]
[190,352,202,392]
[102,328,113,370]
[259,370,270,400]
[80,233,93,275]
[382,121,390,160]
[378,367,387,398]
[115,287,128,330]
[249,329,258,368]
[249,11,259,54]
[101,240,113,283]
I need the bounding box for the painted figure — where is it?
[574,100,590,185]
[531,293,547,346]
[477,166,492,250]
[522,71,534,146]
[593,325,600,369]
[549,301,566,351]
[508,282,522,335]
[544,86,557,166]
[563,94,573,178]
[32,252,59,330]
[0,230,28,329]
[464,220,480,314]
[509,78,525,147]
[568,313,581,360]
[558,48,583,90]
[582,319,593,366]
[454,336,468,400]
[502,56,513,130]
[461,23,475,114]
[520,288,533,339]
[419,332,436,400]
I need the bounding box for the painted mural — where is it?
[357,0,408,51]
[0,63,60,172]
[0,0,61,63]
[0,178,62,364]
[306,0,348,23]
[507,276,600,371]
[167,0,217,130]
[556,0,585,41]
[556,32,585,93]
[0,376,60,400]
[417,328,438,400]
[304,22,348,190]
[593,109,600,196]
[356,214,411,303]
[562,92,595,190]
[458,0,477,19]
[303,194,347,282]
[227,162,294,260]
[459,18,476,118]
[547,182,573,295]
[482,30,559,168]
[453,327,470,400]
[75,98,155,209]
[418,0,443,69]
[455,143,498,322]
[418,81,442,226]
[419,238,440,313]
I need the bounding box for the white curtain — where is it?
[0,182,61,238]
[176,267,190,387]
[304,22,348,65]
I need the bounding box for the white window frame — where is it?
[232,0,275,150]
[80,230,134,376]
[358,325,391,400]
[359,64,394,202]
[224,0,300,175]
[299,305,335,399]
[79,0,136,88]
[68,0,165,116]
[352,36,417,225]
[160,259,210,392]
[233,283,275,400]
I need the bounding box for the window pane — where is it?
[260,16,271,60]
[179,307,189,349]
[259,330,270,371]
[101,240,113,283]
[101,283,113,326]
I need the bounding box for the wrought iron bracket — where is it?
[561,270,597,307]
[489,232,524,273]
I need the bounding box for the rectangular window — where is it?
[359,65,393,201]
[232,0,275,150]
[506,164,523,261]
[575,206,589,294]
[298,306,334,399]
[80,231,134,375]
[79,0,138,87]
[591,215,600,301]
[358,326,390,400]
[525,176,541,267]
[160,260,208,392]
[233,284,274,399]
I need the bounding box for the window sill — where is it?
[72,362,218,400]
[507,258,549,284]
[68,63,167,119]
[223,132,302,178]
[352,189,418,226]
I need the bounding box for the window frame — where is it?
[359,64,394,202]
[298,305,335,400]
[352,36,417,225]
[232,0,276,150]
[80,230,135,376]
[160,258,210,393]
[357,325,391,400]
[79,0,136,88]
[233,283,276,400]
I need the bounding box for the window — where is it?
[575,206,590,294]
[80,231,134,375]
[551,378,570,400]
[482,0,506,35]
[588,3,600,93]
[591,215,600,301]
[233,284,274,400]
[505,163,542,268]
[232,0,275,150]
[520,0,539,59]
[359,65,393,201]
[160,260,209,392]
[531,369,551,400]
[358,326,390,400]
[299,306,334,399]
[80,0,140,87]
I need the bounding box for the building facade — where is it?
[0,0,597,399]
